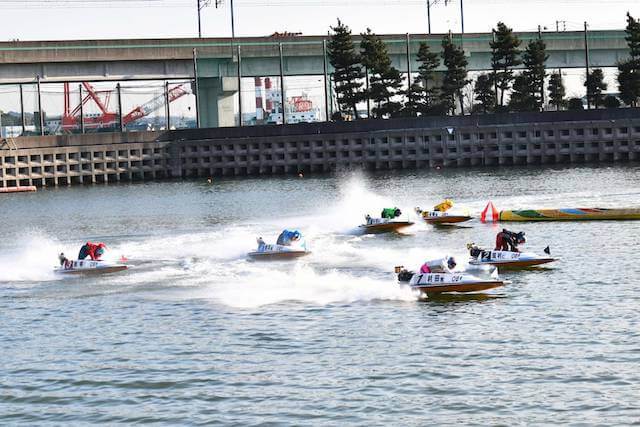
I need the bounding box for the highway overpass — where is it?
[0,30,632,129]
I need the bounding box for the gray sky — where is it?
[1,0,639,41]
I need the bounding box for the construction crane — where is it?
[62,82,189,132]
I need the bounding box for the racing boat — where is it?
[415,207,471,225]
[359,217,414,233]
[395,266,506,295]
[467,245,557,269]
[248,243,310,260]
[54,258,128,275]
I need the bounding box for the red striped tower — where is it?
[254,77,264,121]
[264,77,273,113]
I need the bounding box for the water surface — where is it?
[1,164,639,425]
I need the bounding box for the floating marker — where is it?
[481,201,499,223]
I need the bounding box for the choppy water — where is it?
[1,164,640,425]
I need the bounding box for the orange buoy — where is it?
[481,201,499,223]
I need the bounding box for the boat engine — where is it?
[395,266,414,283]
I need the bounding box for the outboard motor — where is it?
[395,266,414,283]
[467,243,483,258]
[469,246,483,258]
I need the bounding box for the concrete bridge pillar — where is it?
[198,77,238,128]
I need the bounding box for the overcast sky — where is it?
[1,0,640,41]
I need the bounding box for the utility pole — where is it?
[584,21,590,109]
[427,1,453,35]
[214,0,234,39]
[460,0,464,35]
[196,0,211,38]
[230,0,235,39]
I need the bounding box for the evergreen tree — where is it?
[521,38,548,111]
[625,11,640,58]
[603,95,621,109]
[490,22,522,107]
[618,61,640,106]
[567,97,584,111]
[548,72,566,110]
[403,41,441,117]
[327,19,364,119]
[360,28,404,118]
[416,41,441,114]
[618,13,640,106]
[474,73,495,113]
[403,80,424,117]
[440,36,470,115]
[584,68,607,108]
[508,74,536,112]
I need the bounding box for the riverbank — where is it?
[2,108,640,187]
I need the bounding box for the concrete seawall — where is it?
[2,109,639,187]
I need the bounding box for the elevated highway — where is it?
[0,30,631,128]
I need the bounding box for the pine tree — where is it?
[327,19,364,119]
[490,22,522,107]
[625,12,640,58]
[618,13,640,106]
[403,80,424,117]
[416,41,441,114]
[474,73,495,113]
[403,41,441,117]
[567,97,584,111]
[359,28,404,118]
[508,74,536,112]
[585,68,607,108]
[522,38,548,111]
[603,95,621,109]
[618,61,640,106]
[548,72,566,110]
[440,36,470,115]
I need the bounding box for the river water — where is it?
[1,164,639,425]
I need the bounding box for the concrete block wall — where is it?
[2,111,640,187]
[0,141,169,187]
[171,120,640,178]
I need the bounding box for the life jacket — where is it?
[420,258,449,273]
[277,230,302,246]
[381,208,401,219]
[88,243,106,260]
[433,199,454,212]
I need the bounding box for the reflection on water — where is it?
[1,164,639,424]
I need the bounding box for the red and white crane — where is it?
[62,82,189,131]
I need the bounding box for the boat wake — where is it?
[0,175,470,306]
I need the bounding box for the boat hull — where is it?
[469,250,557,269]
[413,281,504,294]
[500,208,640,221]
[408,272,505,294]
[54,260,128,275]
[473,258,556,269]
[248,250,310,260]
[359,221,414,233]
[424,215,471,224]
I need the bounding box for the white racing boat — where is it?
[359,217,414,233]
[396,266,506,295]
[468,245,557,269]
[415,207,471,225]
[248,243,310,260]
[54,259,129,275]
